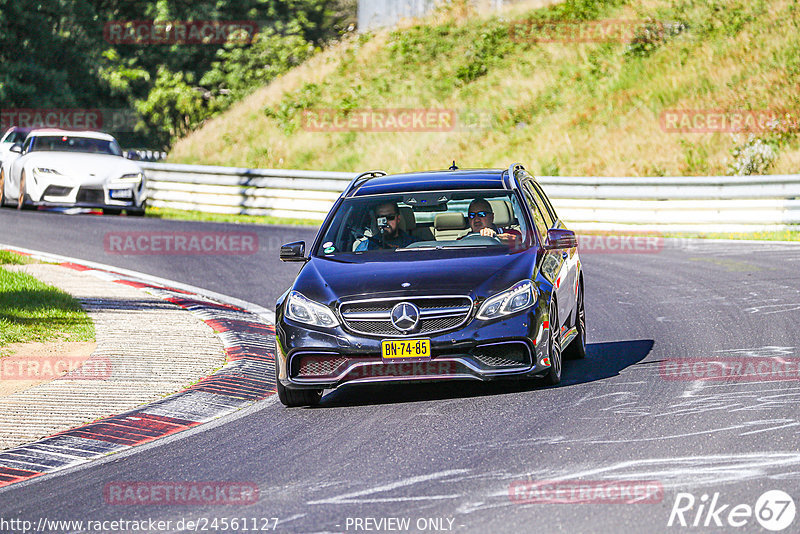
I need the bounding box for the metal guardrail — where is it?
[140,162,800,232]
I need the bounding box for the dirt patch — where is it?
[0,341,98,397]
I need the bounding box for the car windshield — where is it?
[28,135,122,156]
[315,190,531,257]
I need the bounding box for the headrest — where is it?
[398,206,416,231]
[435,212,467,230]
[489,199,513,226]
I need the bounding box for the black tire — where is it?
[564,281,586,360]
[543,299,562,386]
[126,207,146,217]
[275,364,322,407]
[103,208,123,215]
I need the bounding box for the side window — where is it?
[22,137,33,153]
[523,183,554,229]
[521,186,547,244]
[530,181,558,226]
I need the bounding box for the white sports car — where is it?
[0,129,147,215]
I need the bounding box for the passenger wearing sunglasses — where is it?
[463,198,521,248]
[355,201,417,251]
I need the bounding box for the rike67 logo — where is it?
[668,490,796,531]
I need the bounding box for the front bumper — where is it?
[276,307,551,390]
[29,176,147,210]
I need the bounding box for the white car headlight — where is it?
[117,172,143,183]
[477,280,537,320]
[34,167,61,175]
[285,291,340,328]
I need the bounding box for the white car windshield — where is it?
[316,190,531,256]
[28,135,122,156]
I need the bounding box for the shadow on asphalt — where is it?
[316,339,655,408]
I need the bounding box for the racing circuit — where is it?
[1,208,799,532]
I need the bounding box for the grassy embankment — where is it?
[162,0,800,238]
[0,251,94,355]
[172,0,800,175]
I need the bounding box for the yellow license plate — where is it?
[381,339,431,362]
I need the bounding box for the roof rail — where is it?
[505,163,525,190]
[343,169,388,197]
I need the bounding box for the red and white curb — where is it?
[0,246,277,489]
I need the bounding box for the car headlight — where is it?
[117,172,143,183]
[34,167,61,175]
[477,280,537,320]
[285,291,340,328]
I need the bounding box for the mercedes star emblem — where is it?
[390,302,420,332]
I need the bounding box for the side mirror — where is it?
[9,144,22,154]
[280,241,307,262]
[545,228,577,249]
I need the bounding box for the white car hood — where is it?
[26,152,142,182]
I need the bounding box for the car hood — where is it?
[293,250,538,305]
[24,152,142,180]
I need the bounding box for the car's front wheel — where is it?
[543,299,562,386]
[17,172,34,210]
[275,365,323,407]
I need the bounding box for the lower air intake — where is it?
[471,343,530,369]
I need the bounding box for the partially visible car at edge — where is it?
[0,128,147,215]
[0,126,32,171]
[274,163,585,407]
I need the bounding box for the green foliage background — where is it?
[0,0,355,148]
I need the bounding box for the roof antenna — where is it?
[449,161,459,171]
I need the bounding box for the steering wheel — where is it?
[462,232,502,244]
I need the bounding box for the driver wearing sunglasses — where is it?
[355,201,417,251]
[464,198,521,247]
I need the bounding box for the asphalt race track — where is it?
[1,208,800,533]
